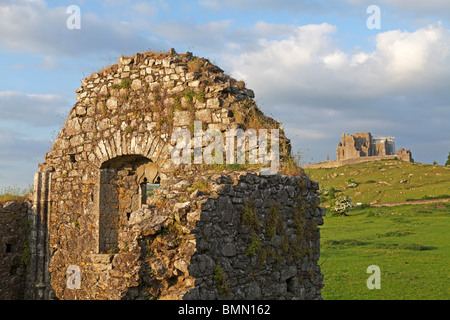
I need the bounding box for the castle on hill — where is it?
[336,132,413,162]
[303,131,413,169]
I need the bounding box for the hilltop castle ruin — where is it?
[337,132,413,162]
[303,131,413,169]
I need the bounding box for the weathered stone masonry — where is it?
[0,201,31,300]
[3,50,325,300]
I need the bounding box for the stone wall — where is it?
[396,148,414,162]
[180,171,324,300]
[0,201,31,300]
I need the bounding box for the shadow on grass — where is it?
[322,239,369,248]
[372,243,436,251]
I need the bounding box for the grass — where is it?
[306,159,450,206]
[0,185,33,205]
[318,202,450,299]
[146,184,160,197]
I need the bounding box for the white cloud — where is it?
[223,22,450,163]
[0,0,163,57]
[0,91,68,127]
[227,22,450,98]
[375,23,450,81]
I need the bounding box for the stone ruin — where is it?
[337,132,413,162]
[304,131,414,169]
[1,50,325,300]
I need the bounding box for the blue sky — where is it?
[1,0,450,189]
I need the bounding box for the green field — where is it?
[307,160,450,299]
[319,203,450,299]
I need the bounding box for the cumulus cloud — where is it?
[0,0,163,57]
[0,91,68,127]
[228,22,450,98]
[223,22,450,163]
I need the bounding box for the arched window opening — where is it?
[98,155,158,254]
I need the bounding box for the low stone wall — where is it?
[181,171,325,300]
[0,201,32,300]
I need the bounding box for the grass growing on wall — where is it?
[0,185,33,205]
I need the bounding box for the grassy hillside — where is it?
[305,159,450,206]
[305,160,450,299]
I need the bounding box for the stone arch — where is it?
[88,131,171,172]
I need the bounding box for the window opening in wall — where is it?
[142,176,160,206]
[140,178,148,206]
[5,244,12,253]
[98,155,159,254]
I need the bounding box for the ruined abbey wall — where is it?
[0,201,31,299]
[2,50,324,300]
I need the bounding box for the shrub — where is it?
[346,179,358,188]
[280,151,304,176]
[366,210,375,217]
[319,187,329,196]
[328,187,336,200]
[330,196,353,216]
